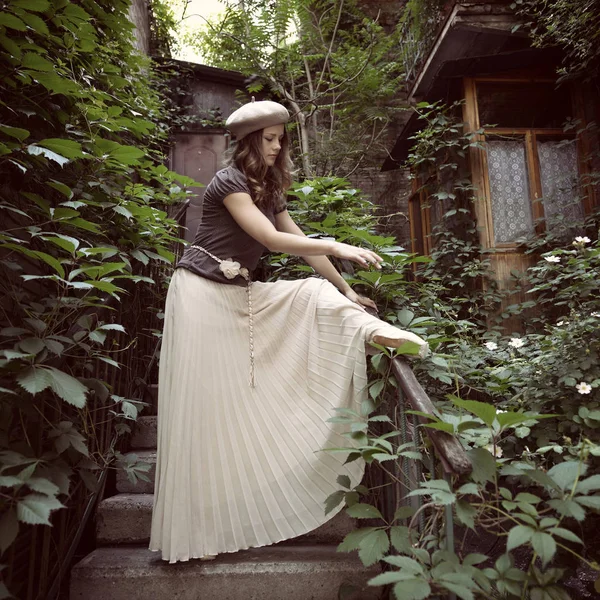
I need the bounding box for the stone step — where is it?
[97,493,357,546]
[130,416,157,450]
[116,450,156,494]
[69,546,381,600]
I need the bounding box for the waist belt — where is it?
[190,245,256,388]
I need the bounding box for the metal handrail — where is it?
[387,355,471,600]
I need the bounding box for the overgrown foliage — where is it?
[0,0,192,596]
[189,0,405,178]
[514,0,600,81]
[267,98,599,596]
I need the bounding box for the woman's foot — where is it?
[200,555,217,561]
[372,329,429,358]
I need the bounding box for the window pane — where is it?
[477,82,571,129]
[538,139,583,226]
[486,139,534,244]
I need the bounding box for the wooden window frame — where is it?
[408,175,432,257]
[463,76,587,251]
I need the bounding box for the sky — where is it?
[171,0,225,64]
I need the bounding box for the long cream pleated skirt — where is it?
[149,268,414,563]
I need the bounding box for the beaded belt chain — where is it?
[190,245,256,388]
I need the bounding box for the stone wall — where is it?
[128,0,150,55]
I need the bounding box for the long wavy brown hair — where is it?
[224,127,294,212]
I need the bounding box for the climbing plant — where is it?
[0,0,195,596]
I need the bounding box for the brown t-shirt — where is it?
[176,165,287,287]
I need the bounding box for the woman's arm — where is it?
[274,210,378,311]
[223,192,382,270]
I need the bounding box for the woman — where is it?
[149,99,427,563]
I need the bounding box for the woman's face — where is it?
[261,124,285,166]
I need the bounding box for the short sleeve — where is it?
[274,193,287,214]
[209,167,251,204]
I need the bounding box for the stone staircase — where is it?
[69,386,381,600]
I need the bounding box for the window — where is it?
[408,177,432,256]
[464,78,583,248]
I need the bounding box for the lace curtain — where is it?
[487,140,534,244]
[538,140,582,226]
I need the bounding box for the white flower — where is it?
[557,321,564,326]
[544,255,561,263]
[484,341,498,351]
[576,382,592,395]
[592,312,600,318]
[573,236,591,246]
[509,338,525,348]
[219,259,249,280]
[485,444,503,458]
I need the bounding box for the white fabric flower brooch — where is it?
[219,259,250,281]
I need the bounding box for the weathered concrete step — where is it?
[130,416,157,450]
[116,451,155,494]
[97,494,357,546]
[70,546,381,600]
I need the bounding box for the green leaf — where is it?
[450,395,496,426]
[108,145,145,164]
[393,506,416,522]
[26,476,59,496]
[28,72,79,94]
[531,532,556,566]
[21,52,54,71]
[438,582,474,600]
[17,493,64,525]
[113,205,133,219]
[19,10,48,34]
[46,368,88,408]
[390,525,412,553]
[336,474,351,489]
[19,337,44,354]
[507,525,535,552]
[338,527,380,552]
[0,508,18,552]
[47,180,73,198]
[576,475,600,494]
[38,139,84,159]
[547,461,583,492]
[392,579,431,600]
[383,555,424,574]
[13,0,50,11]
[368,571,406,586]
[0,13,27,30]
[26,144,68,166]
[325,490,344,515]
[575,495,600,510]
[456,499,477,529]
[0,124,29,141]
[547,498,586,521]
[467,448,497,484]
[17,367,52,395]
[358,529,389,567]
[0,243,65,277]
[0,33,22,58]
[548,527,582,545]
[346,503,384,520]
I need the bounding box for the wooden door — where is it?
[170,131,228,242]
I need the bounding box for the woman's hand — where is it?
[343,288,378,313]
[332,242,383,269]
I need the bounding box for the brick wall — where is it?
[128,0,150,55]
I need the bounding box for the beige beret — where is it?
[225,100,290,140]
